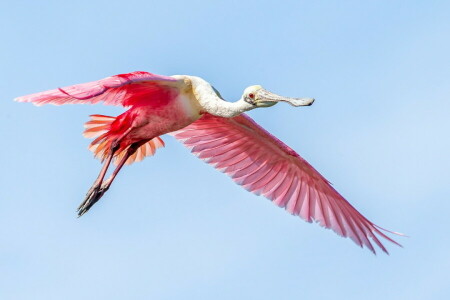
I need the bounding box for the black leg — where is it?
[77,141,143,217]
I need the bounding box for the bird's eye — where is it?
[249,93,254,99]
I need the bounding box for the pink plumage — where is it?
[15,71,177,106]
[171,113,402,254]
[15,71,402,253]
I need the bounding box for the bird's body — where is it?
[99,78,199,147]
[84,74,203,162]
[16,71,402,254]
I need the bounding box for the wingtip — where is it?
[14,96,39,105]
[374,224,407,237]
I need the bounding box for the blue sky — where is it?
[1,1,449,299]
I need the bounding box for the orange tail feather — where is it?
[83,114,164,164]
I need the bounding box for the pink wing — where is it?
[171,113,402,254]
[15,71,179,107]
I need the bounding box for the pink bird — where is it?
[16,71,402,254]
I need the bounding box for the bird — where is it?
[15,71,402,254]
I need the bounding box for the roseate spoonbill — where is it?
[16,71,402,254]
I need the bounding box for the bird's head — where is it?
[242,85,315,109]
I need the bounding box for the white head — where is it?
[241,85,315,109]
[182,75,315,118]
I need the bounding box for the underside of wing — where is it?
[15,71,180,107]
[171,113,402,254]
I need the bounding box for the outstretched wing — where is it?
[171,113,402,254]
[15,71,180,107]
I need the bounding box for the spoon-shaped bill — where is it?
[256,89,315,107]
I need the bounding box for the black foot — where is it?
[77,182,110,217]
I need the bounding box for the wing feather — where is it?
[15,71,179,107]
[171,113,401,254]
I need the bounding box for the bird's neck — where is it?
[183,75,254,118]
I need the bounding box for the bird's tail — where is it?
[83,114,164,165]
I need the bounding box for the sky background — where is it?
[1,1,449,299]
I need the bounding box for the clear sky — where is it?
[1,1,449,299]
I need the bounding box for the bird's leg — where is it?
[97,141,146,194]
[77,142,119,216]
[77,141,145,217]
[83,151,115,199]
[77,127,137,216]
